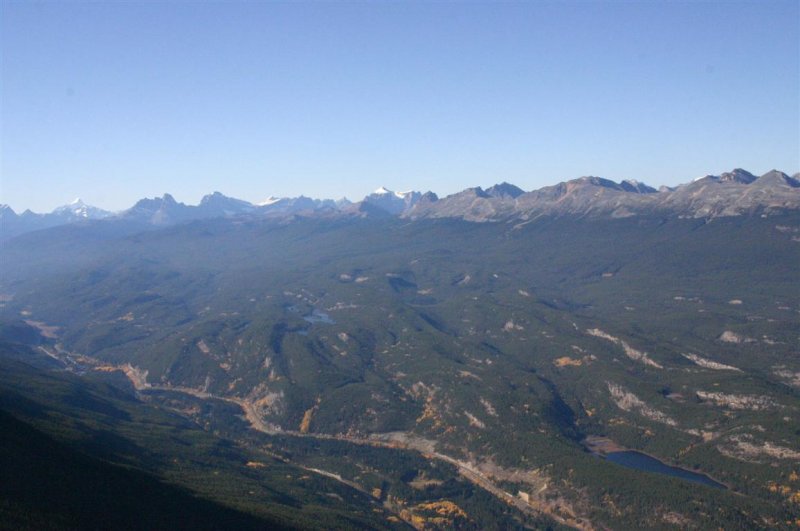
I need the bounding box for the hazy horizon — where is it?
[2,1,798,212]
[2,165,799,215]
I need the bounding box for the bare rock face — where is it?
[485,182,525,199]
[405,187,517,222]
[696,391,777,411]
[717,168,758,184]
[403,169,800,222]
[660,170,799,218]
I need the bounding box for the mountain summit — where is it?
[362,187,422,215]
[485,182,525,199]
[198,192,255,217]
[51,198,111,221]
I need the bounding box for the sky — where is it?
[2,1,798,213]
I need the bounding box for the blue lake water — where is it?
[605,451,726,489]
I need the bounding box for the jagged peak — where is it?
[760,169,789,179]
[485,182,524,199]
[199,191,252,207]
[756,170,798,188]
[4,166,794,231]
[577,176,621,189]
[691,168,757,185]
[719,168,757,184]
[199,191,223,205]
[130,193,179,210]
[49,198,111,219]
[462,186,490,198]
[420,191,439,202]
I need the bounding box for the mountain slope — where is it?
[0,409,292,531]
[1,168,798,528]
[1,210,797,528]
[407,170,800,221]
[0,341,410,530]
[0,199,111,241]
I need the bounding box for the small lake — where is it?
[288,305,336,325]
[605,451,726,489]
[303,309,335,325]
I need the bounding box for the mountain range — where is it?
[2,169,798,241]
[1,166,799,529]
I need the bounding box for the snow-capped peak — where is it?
[362,187,422,215]
[372,187,417,199]
[50,198,112,220]
[257,196,281,206]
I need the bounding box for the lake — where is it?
[605,451,726,489]
[303,309,335,324]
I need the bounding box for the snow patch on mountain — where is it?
[363,187,422,215]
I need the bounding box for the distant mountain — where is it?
[658,169,799,218]
[408,170,799,221]
[709,168,757,184]
[620,180,657,193]
[198,191,256,217]
[352,199,397,219]
[51,198,113,221]
[257,196,282,207]
[120,193,196,225]
[405,186,513,221]
[258,195,339,216]
[118,192,341,225]
[0,199,112,240]
[362,187,422,215]
[2,168,798,241]
[334,197,353,209]
[485,182,525,199]
[0,205,17,222]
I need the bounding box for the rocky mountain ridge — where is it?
[408,169,799,222]
[2,169,798,240]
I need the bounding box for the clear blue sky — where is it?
[2,1,798,212]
